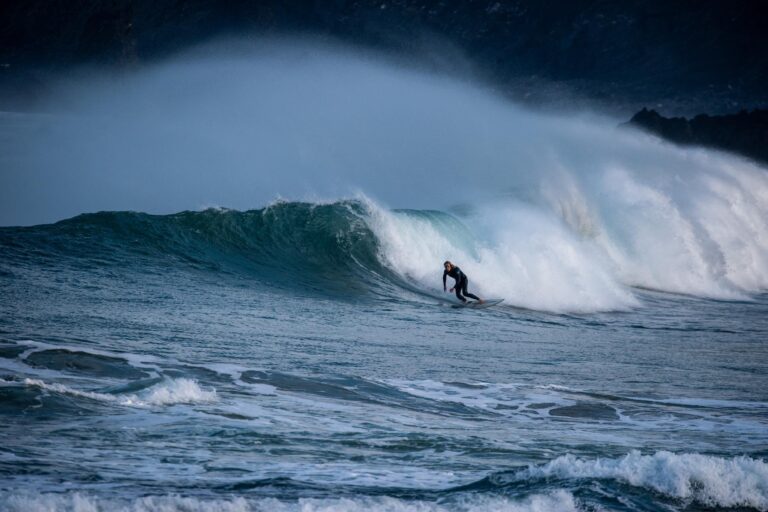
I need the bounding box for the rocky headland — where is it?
[625,108,768,165]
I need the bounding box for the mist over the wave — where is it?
[0,38,701,224]
[3,38,513,225]
[2,38,768,307]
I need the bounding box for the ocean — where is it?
[1,42,767,512]
[1,197,767,511]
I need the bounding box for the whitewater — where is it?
[1,41,767,511]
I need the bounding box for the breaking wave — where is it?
[2,178,768,312]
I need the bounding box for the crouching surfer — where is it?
[443,261,484,304]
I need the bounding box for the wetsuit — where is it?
[443,266,481,302]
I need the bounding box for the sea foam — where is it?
[0,490,578,512]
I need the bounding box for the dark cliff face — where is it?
[1,1,767,113]
[625,108,768,165]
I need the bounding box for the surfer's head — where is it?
[443,261,453,270]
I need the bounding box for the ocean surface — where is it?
[1,198,767,512]
[2,40,768,512]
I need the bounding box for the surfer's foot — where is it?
[478,299,485,304]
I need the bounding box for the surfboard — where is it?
[451,299,504,309]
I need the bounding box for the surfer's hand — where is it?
[449,287,455,292]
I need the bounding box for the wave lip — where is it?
[499,450,768,510]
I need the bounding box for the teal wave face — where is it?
[0,201,399,297]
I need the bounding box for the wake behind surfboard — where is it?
[451,299,504,309]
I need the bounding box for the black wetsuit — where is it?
[443,266,481,302]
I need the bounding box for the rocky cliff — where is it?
[625,108,768,165]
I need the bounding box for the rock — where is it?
[625,107,768,165]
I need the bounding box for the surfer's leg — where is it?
[454,286,467,302]
[461,279,481,302]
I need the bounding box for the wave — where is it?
[485,451,768,510]
[2,175,768,312]
[0,200,396,293]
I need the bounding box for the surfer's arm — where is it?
[442,271,447,290]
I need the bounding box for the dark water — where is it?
[1,202,767,511]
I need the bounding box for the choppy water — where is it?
[2,38,768,511]
[1,201,767,511]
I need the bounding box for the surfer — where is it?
[443,261,483,304]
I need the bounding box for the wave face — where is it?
[0,201,386,293]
